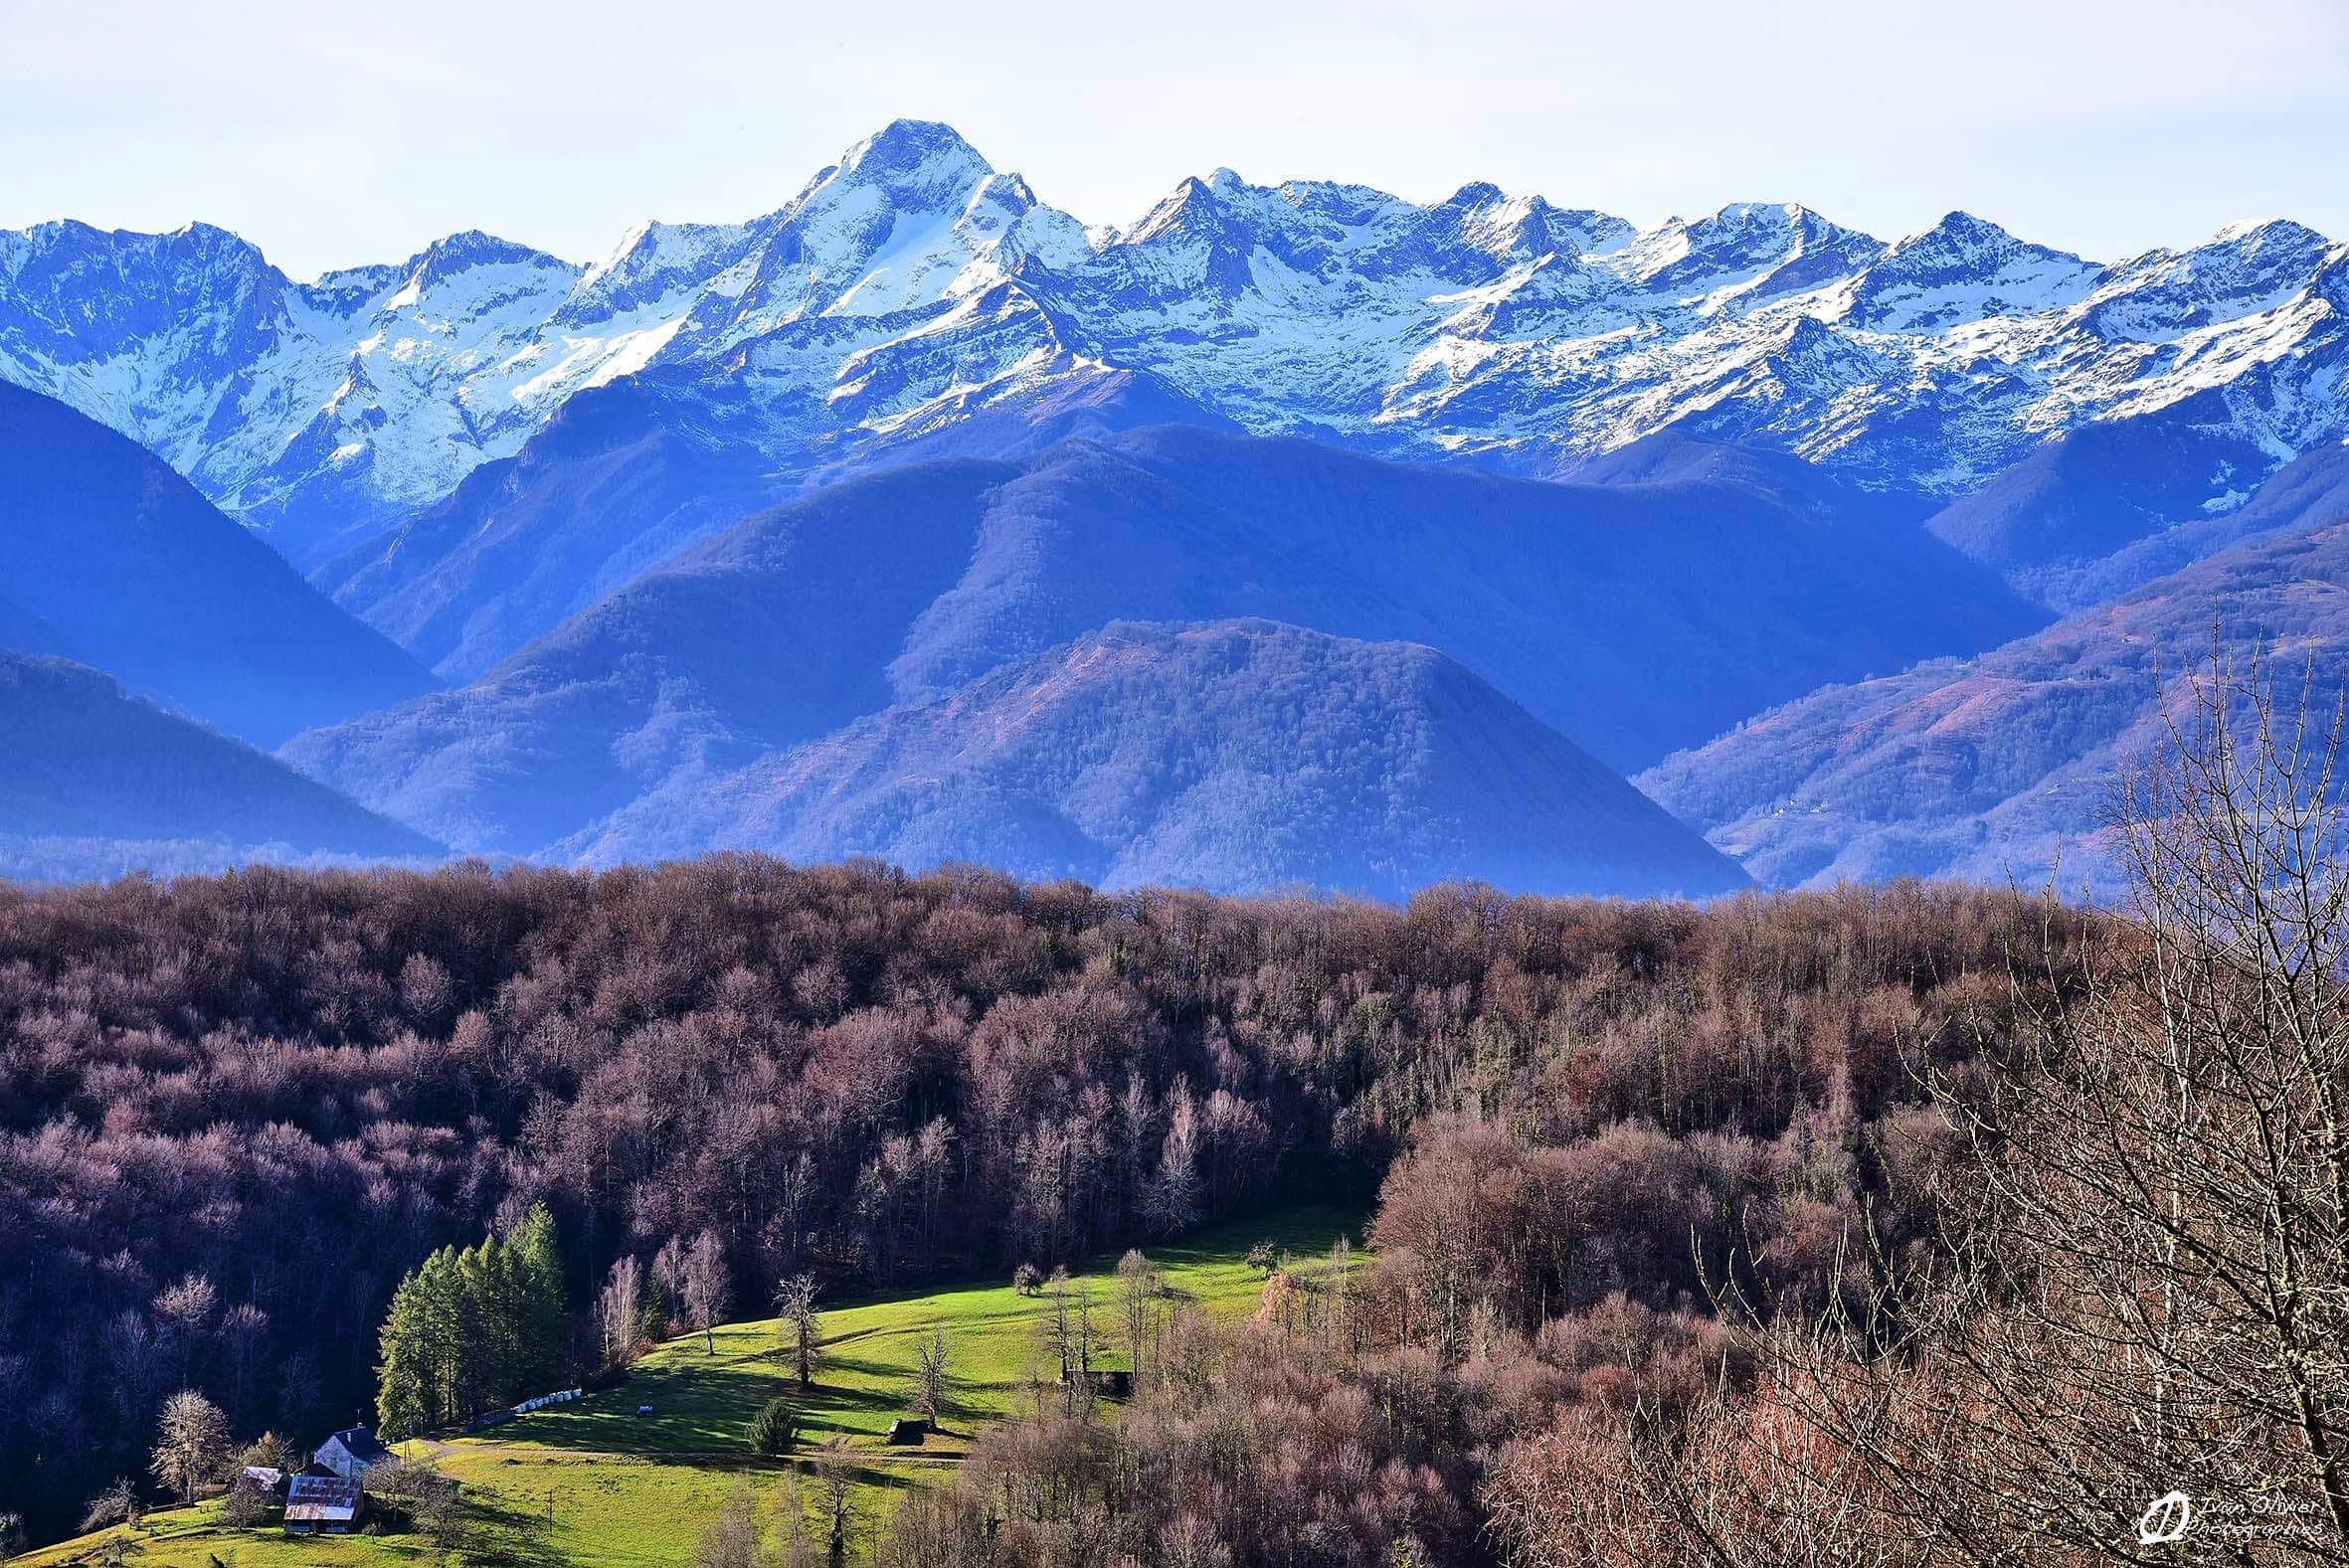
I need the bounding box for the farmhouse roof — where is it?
[285,1472,361,1522]
[322,1426,392,1464]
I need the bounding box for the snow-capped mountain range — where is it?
[6,118,2346,566]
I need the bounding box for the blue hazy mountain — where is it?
[8,127,2341,900]
[1639,443,2349,891]
[1919,392,2290,607]
[312,363,1238,681]
[0,382,437,747]
[563,619,1751,900]
[2016,433,2349,609]
[0,651,440,881]
[0,589,77,663]
[281,427,2041,859]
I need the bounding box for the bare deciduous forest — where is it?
[8,666,2345,1565]
[0,851,2071,1546]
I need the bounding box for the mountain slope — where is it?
[0,589,76,662]
[282,454,1012,853]
[1559,428,1936,526]
[1637,476,2349,892]
[1919,394,2286,605]
[281,428,2042,858]
[564,619,1749,899]
[873,429,2037,764]
[0,382,438,747]
[316,362,1238,681]
[2036,436,2349,608]
[0,221,597,563]
[0,651,440,882]
[6,123,2346,583]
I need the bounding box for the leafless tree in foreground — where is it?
[149,1388,229,1507]
[1776,647,2349,1564]
[910,1325,953,1428]
[694,1483,764,1568]
[776,1274,823,1390]
[596,1255,642,1365]
[1499,647,2349,1567]
[1487,1373,1927,1568]
[681,1229,731,1353]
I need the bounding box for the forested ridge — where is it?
[0,859,2084,1546]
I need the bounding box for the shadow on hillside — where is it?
[793,1459,921,1494]
[814,1353,924,1386]
[460,1493,571,1568]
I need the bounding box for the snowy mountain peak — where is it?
[834,117,994,198]
[5,215,277,281]
[1876,212,2096,287]
[405,230,571,293]
[961,173,1090,264]
[971,171,1039,214]
[1612,202,1883,314]
[304,261,404,310]
[1842,211,2099,331]
[1713,200,1808,228]
[1447,187,1633,264]
[566,217,760,320]
[2108,218,2335,285]
[1133,174,1215,226]
[3,123,2346,570]
[415,228,549,265]
[165,219,269,258]
[2080,218,2344,347]
[1901,210,2026,253]
[2211,216,2326,251]
[1693,201,1863,249]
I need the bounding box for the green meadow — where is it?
[23,1205,1364,1567]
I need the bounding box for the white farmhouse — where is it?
[312,1425,392,1481]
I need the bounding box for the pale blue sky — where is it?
[6,0,2346,278]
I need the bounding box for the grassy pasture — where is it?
[20,1204,1364,1567]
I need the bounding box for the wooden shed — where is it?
[1057,1367,1133,1399]
[239,1465,288,1496]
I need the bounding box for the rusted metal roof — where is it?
[284,1472,360,1521]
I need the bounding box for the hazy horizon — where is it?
[7,0,2347,279]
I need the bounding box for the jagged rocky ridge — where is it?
[5,119,2344,579]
